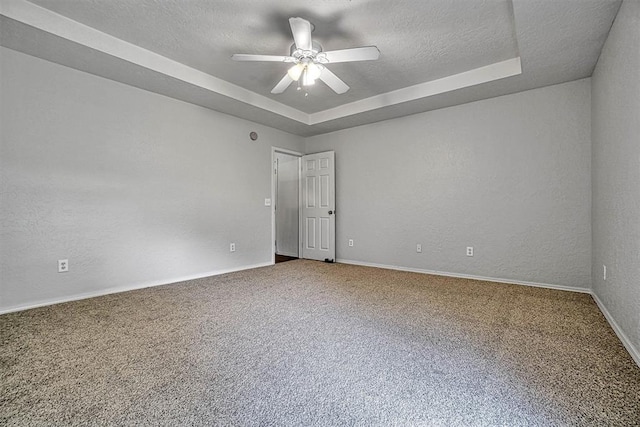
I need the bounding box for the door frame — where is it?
[271,147,303,265]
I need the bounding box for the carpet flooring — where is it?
[1,260,639,426]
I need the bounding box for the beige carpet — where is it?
[1,260,639,426]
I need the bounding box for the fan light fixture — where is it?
[287,62,323,86]
[287,63,304,81]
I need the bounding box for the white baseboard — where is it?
[591,293,640,368]
[336,259,591,294]
[0,261,273,315]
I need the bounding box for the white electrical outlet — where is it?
[466,247,474,257]
[603,264,607,281]
[264,198,271,206]
[348,239,354,247]
[230,243,236,252]
[417,244,422,253]
[58,259,69,273]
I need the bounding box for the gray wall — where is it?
[0,46,304,312]
[306,79,592,289]
[591,0,640,356]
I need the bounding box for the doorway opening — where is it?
[272,148,302,264]
[275,254,297,263]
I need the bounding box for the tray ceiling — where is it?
[0,0,621,136]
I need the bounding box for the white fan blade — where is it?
[289,17,313,51]
[319,68,349,94]
[271,74,294,94]
[323,46,380,63]
[232,54,293,62]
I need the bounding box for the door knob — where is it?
[328,210,334,215]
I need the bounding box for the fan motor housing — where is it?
[290,41,323,58]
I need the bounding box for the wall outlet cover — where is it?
[58,259,69,273]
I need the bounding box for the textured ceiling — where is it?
[22,0,519,114]
[0,0,622,136]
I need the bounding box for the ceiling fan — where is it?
[232,17,380,95]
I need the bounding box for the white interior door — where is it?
[302,151,335,261]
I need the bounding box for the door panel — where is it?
[306,217,316,249]
[302,151,335,261]
[320,175,329,207]
[306,177,316,208]
[320,217,330,250]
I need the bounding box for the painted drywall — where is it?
[306,79,592,289]
[275,152,299,257]
[591,0,640,359]
[0,46,304,312]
